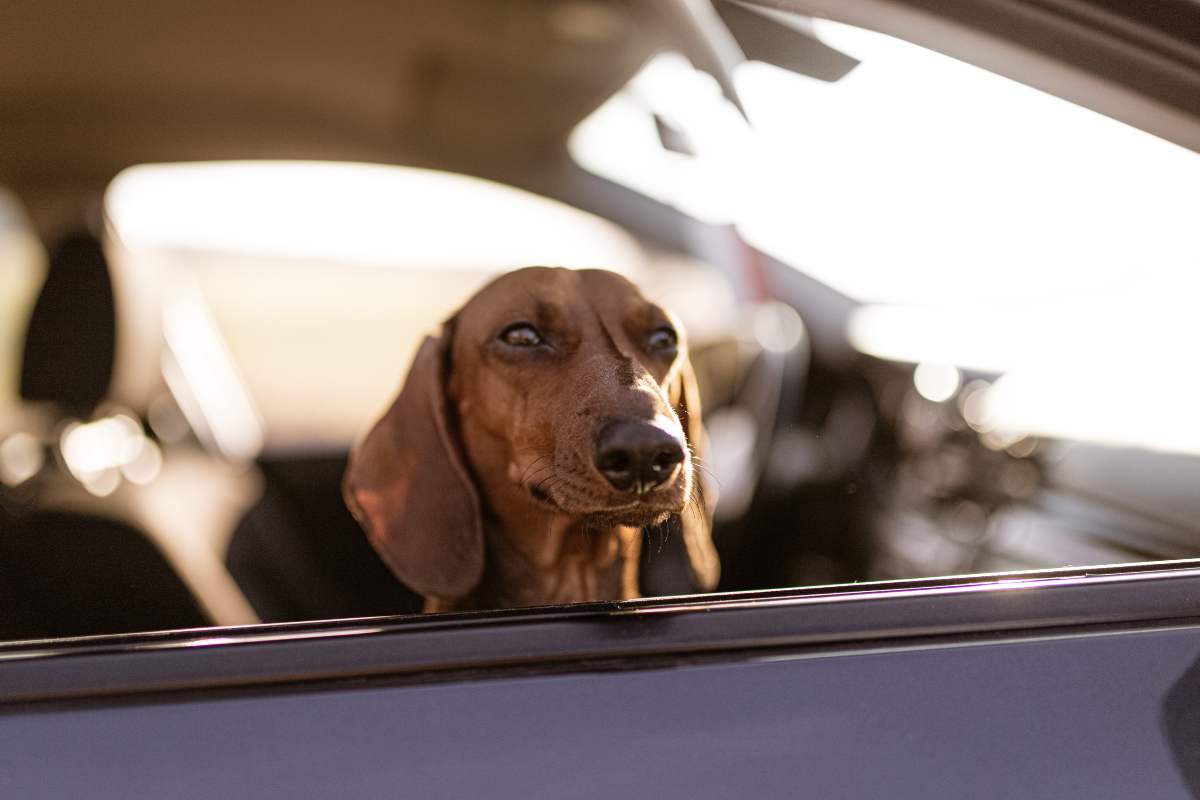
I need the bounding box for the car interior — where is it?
[4,0,1200,641]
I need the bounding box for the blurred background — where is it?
[3,1,1199,640]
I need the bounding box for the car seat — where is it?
[1,231,208,639]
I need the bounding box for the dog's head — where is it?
[344,267,717,603]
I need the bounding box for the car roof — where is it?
[0,1,680,234]
[5,0,1200,238]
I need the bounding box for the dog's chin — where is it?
[582,506,674,530]
[526,483,682,528]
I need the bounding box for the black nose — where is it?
[593,419,686,495]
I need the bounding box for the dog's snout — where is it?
[593,419,685,495]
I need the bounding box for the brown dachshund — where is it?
[343,267,717,612]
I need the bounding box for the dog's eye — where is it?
[647,326,678,353]
[499,322,544,348]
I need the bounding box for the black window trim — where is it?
[5,558,1200,707]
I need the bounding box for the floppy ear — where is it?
[671,351,720,591]
[343,332,484,601]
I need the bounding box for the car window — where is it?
[3,7,1200,642]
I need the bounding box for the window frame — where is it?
[5,559,1200,706]
[6,0,1200,710]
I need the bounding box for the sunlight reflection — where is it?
[0,432,43,487]
[735,21,1200,307]
[107,161,645,273]
[58,413,162,495]
[913,363,960,403]
[569,53,750,224]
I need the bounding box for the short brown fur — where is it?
[344,267,717,612]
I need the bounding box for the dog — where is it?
[343,267,717,612]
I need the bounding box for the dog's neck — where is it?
[426,515,640,612]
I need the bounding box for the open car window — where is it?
[10,6,1200,796]
[2,4,1200,647]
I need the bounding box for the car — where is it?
[3,0,1200,796]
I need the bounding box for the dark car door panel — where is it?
[4,564,1200,798]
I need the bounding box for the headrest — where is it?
[19,233,116,416]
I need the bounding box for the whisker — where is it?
[527,468,556,494]
[683,481,706,525]
[519,455,552,487]
[533,474,561,498]
[692,464,721,490]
